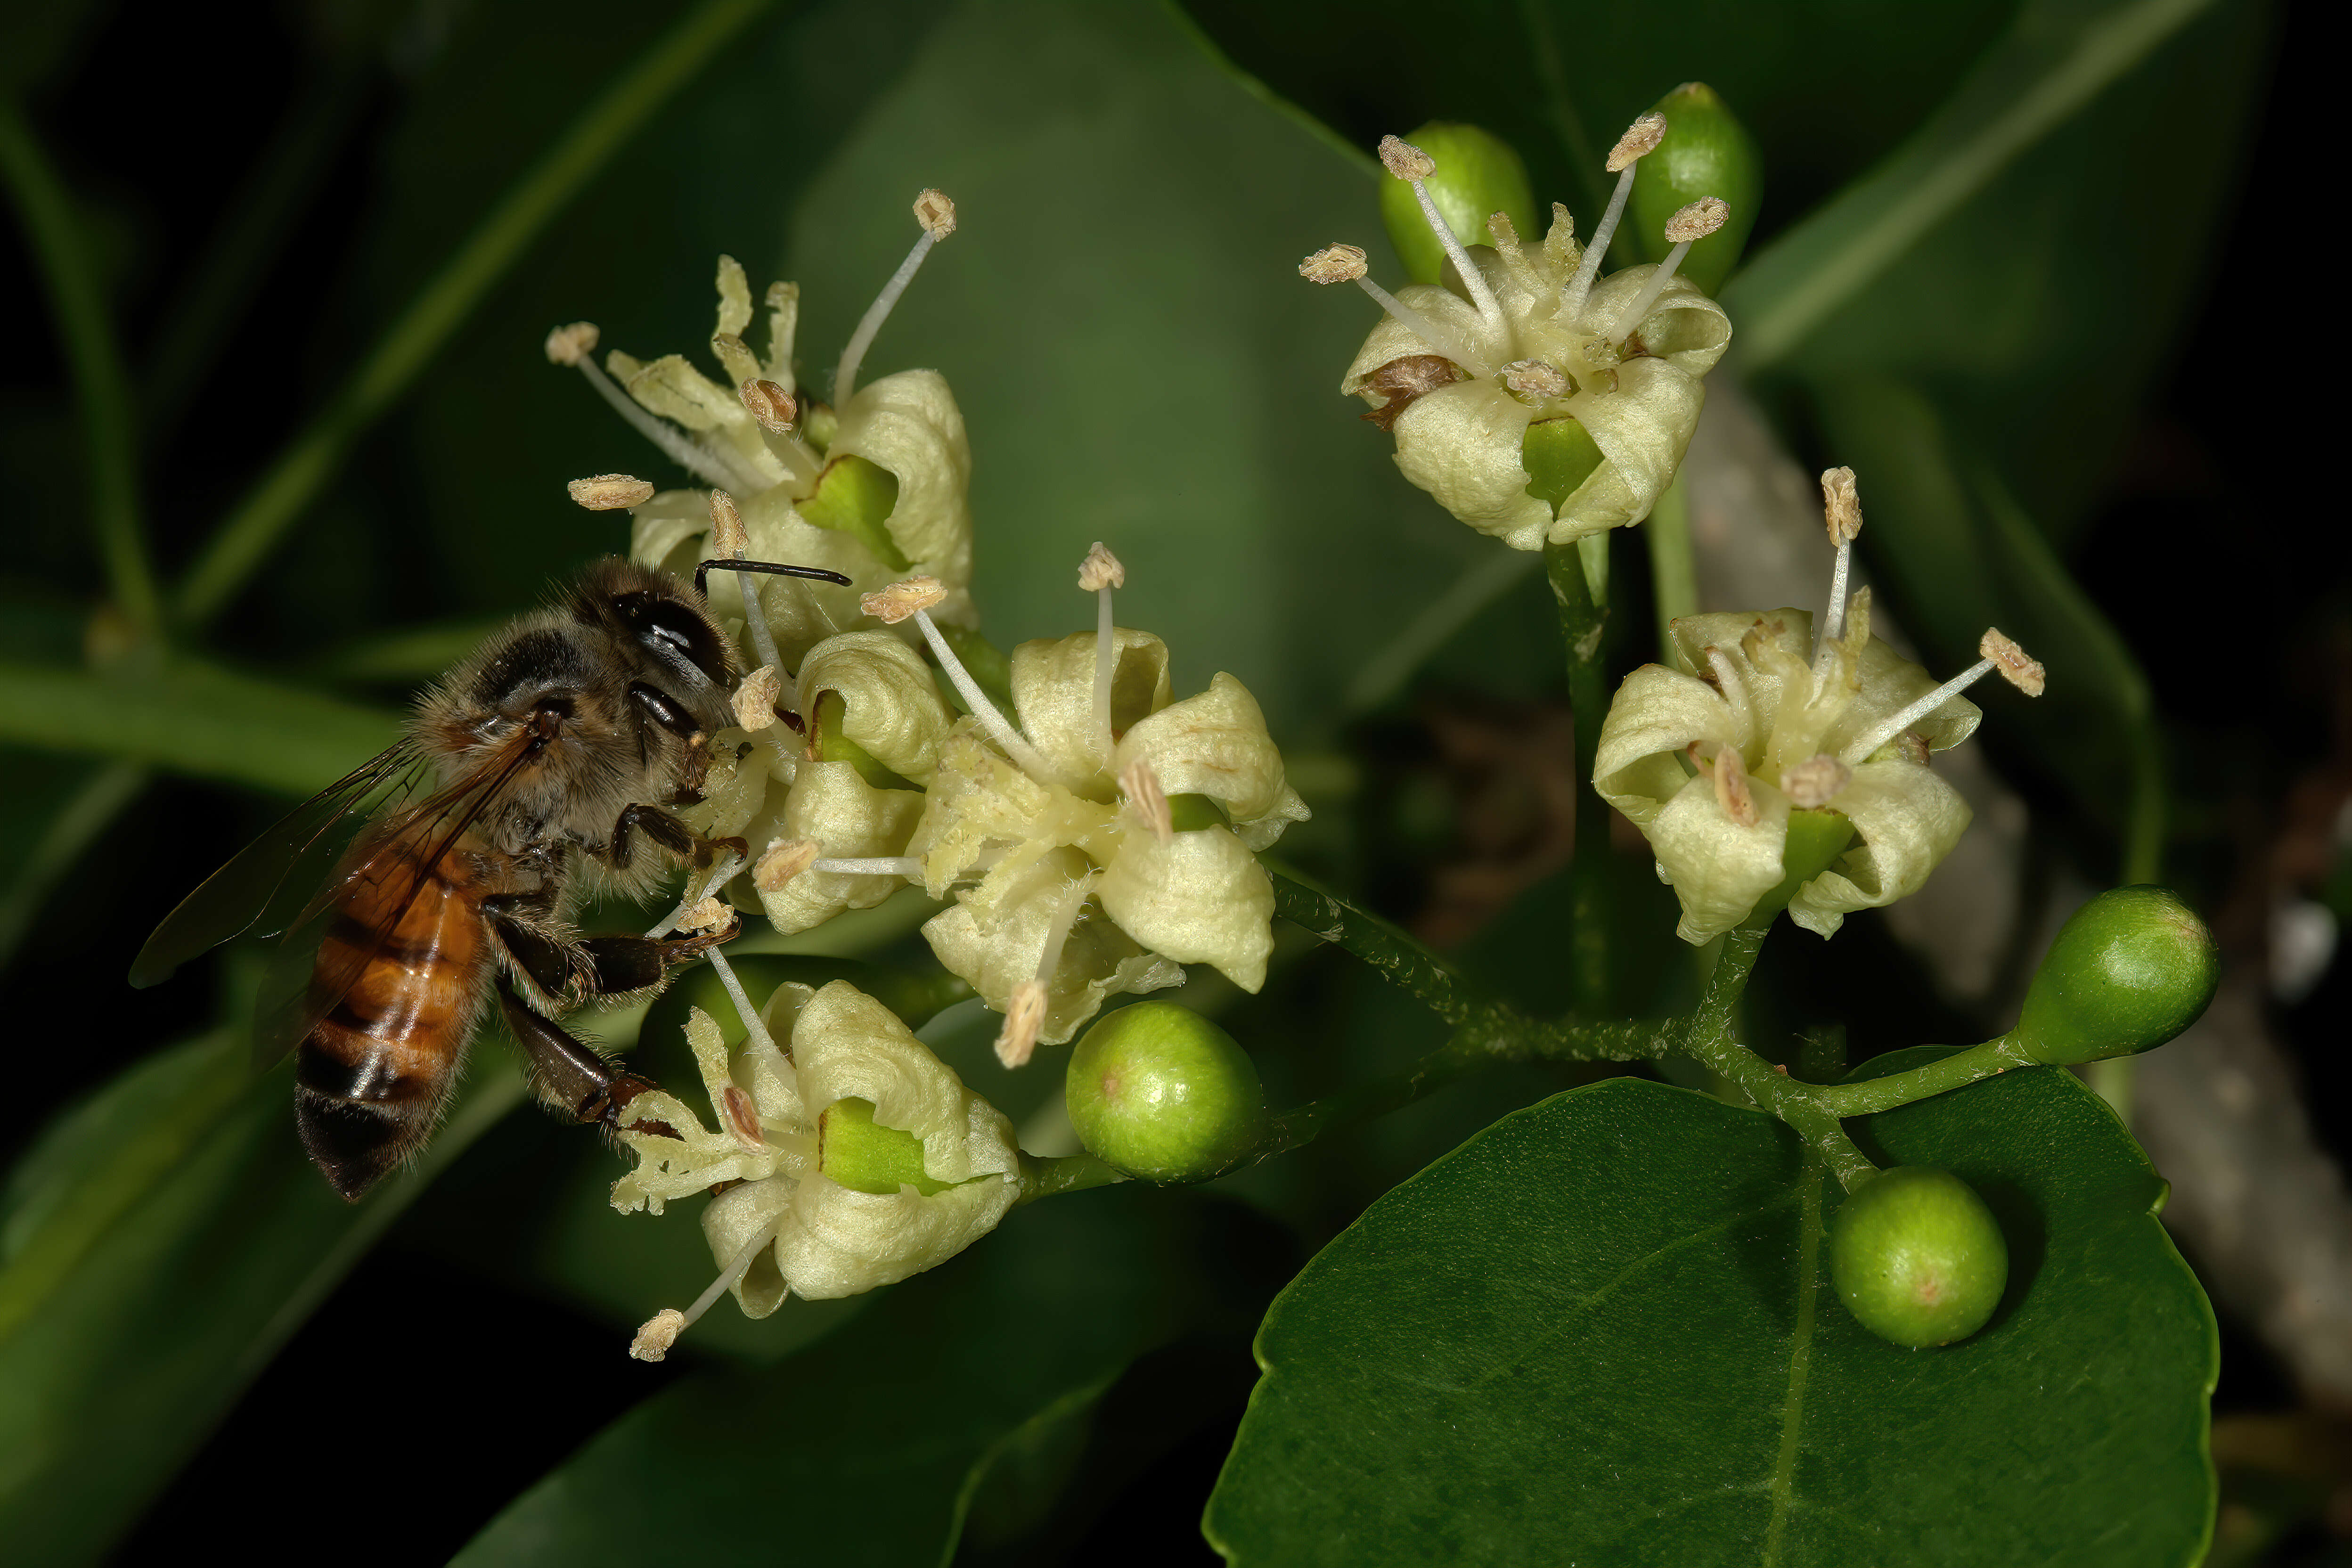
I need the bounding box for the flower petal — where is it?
[792,980,1020,1184]
[1113,671,1301,837]
[1553,356,1704,539]
[750,761,924,935]
[1340,281,1509,397]
[1389,380,1551,549]
[769,1167,1019,1301]
[1650,773,1792,945]
[830,369,972,571]
[1096,824,1276,992]
[796,629,954,778]
[1594,662,1742,827]
[1788,760,1972,937]
[1572,267,1732,376]
[1009,629,1173,792]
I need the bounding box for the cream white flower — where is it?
[1592,468,2043,944]
[1306,122,1731,548]
[858,549,1308,1065]
[551,190,975,671]
[614,980,1019,1331]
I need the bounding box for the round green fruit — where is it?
[1065,1002,1265,1184]
[1628,82,1761,296]
[1829,1167,2008,1348]
[1377,121,1537,287]
[2012,886,2219,1066]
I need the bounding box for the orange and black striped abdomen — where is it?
[295,849,492,1200]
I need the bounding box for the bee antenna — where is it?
[692,558,856,601]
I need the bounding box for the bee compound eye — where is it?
[614,591,729,687]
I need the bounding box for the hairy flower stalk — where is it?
[551,189,976,672]
[1302,118,1731,548]
[1593,467,2045,943]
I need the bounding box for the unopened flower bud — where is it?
[1375,122,1538,287]
[2010,887,2219,1065]
[1065,1001,1266,1183]
[1629,82,1762,294]
[1829,1167,2008,1348]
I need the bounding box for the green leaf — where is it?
[0,1044,527,1565]
[454,1187,1288,1565]
[1206,1068,2214,1566]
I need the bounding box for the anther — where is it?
[1120,757,1173,845]
[1562,113,1669,322]
[677,897,731,934]
[996,980,1048,1069]
[861,576,949,624]
[708,489,750,560]
[1607,196,1732,344]
[1502,359,1568,400]
[836,187,958,404]
[1980,629,2046,696]
[1078,541,1125,593]
[629,1308,686,1362]
[545,322,601,366]
[755,838,818,891]
[1298,244,1369,284]
[630,1205,792,1359]
[1815,467,1863,654]
[1377,133,1507,336]
[1781,753,1853,809]
[732,665,782,731]
[1714,745,1760,828]
[741,378,798,433]
[567,474,653,510]
[719,1084,766,1152]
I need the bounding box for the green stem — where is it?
[1813,1035,2037,1119]
[1544,537,1613,1012]
[1269,868,1473,1024]
[0,98,162,642]
[172,0,773,628]
[1014,1151,1129,1206]
[1646,474,1696,662]
[1677,924,1878,1192]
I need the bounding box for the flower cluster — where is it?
[1302,119,1732,547]
[1594,468,2045,944]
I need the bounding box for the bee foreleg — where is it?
[494,980,668,1136]
[607,801,699,873]
[485,901,576,1001]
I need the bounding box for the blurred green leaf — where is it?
[0,658,397,794]
[0,1045,526,1564]
[454,1187,1289,1565]
[1206,1065,2213,1566]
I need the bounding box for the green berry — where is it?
[1378,122,1537,287]
[2012,887,2219,1066]
[1064,1002,1265,1184]
[1829,1167,2008,1348]
[1628,82,1761,295]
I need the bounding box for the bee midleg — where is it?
[492,979,661,1134]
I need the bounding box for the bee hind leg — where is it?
[494,980,677,1141]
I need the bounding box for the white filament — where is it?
[1559,164,1638,323]
[1353,277,1496,379]
[835,229,938,404]
[571,356,766,494]
[1607,239,1691,344]
[1838,659,1994,766]
[683,1208,789,1327]
[1093,582,1117,761]
[810,856,923,878]
[1035,870,1098,984]
[908,609,1055,782]
[1408,178,1505,336]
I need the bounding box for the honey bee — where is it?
[131,555,849,1200]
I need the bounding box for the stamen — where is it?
[1838,630,2045,765]
[1560,112,1666,323]
[1119,758,1172,844]
[809,856,923,878]
[732,665,783,732]
[1714,745,1760,828]
[1606,197,1730,344]
[1299,244,1496,378]
[720,1085,766,1152]
[755,838,818,891]
[1502,359,1568,400]
[1378,135,1506,337]
[835,188,956,405]
[647,850,738,939]
[1706,646,1754,734]
[869,579,1056,781]
[738,379,820,489]
[1816,466,1864,646]
[676,897,733,934]
[1081,542,1124,757]
[554,325,763,493]
[1487,211,1547,296]
[711,491,794,717]
[1781,753,1854,809]
[705,944,781,1058]
[996,870,1098,1067]
[708,487,750,558]
[567,474,653,511]
[629,1205,792,1359]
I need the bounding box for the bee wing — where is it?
[127,743,430,989]
[249,727,547,1072]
